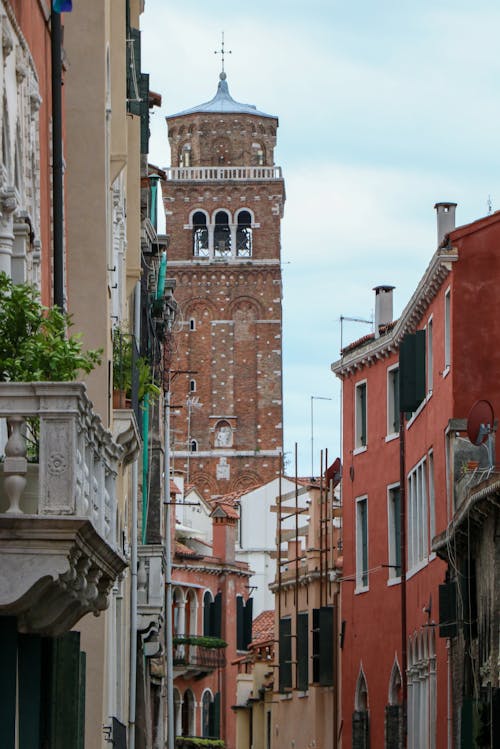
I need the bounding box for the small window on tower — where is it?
[180,143,191,167]
[236,211,252,258]
[190,439,198,452]
[193,212,209,257]
[214,212,231,257]
[190,379,196,393]
[189,318,196,331]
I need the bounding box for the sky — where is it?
[141,0,500,476]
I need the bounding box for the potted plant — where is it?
[112,326,161,408]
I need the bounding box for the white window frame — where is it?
[355,495,369,593]
[428,449,436,558]
[354,380,368,453]
[407,457,428,575]
[386,364,399,439]
[443,288,451,375]
[387,482,401,584]
[427,315,433,395]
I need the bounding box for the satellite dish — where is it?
[467,399,494,446]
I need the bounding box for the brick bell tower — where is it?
[162,70,285,499]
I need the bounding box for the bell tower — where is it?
[163,72,285,498]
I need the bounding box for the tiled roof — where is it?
[251,609,274,646]
[175,541,202,558]
[341,320,398,356]
[211,501,240,519]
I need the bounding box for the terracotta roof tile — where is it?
[251,610,274,645]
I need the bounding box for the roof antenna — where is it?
[487,195,493,215]
[214,31,232,76]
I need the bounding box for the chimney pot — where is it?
[373,285,394,338]
[434,202,457,247]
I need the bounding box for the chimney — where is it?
[373,285,394,338]
[434,202,457,247]
[211,505,237,563]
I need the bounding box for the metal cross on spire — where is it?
[214,31,232,74]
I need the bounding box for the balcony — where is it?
[166,166,282,182]
[173,635,227,676]
[0,382,127,635]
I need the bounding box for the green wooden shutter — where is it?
[19,634,42,749]
[439,581,457,638]
[297,612,309,691]
[213,692,221,738]
[399,330,426,413]
[211,592,222,638]
[319,606,334,687]
[312,608,320,683]
[139,73,150,154]
[0,617,17,749]
[127,28,141,115]
[49,632,86,749]
[278,617,292,692]
[236,596,244,650]
[203,592,211,636]
[243,597,253,650]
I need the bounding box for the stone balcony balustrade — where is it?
[0,382,127,635]
[166,165,282,182]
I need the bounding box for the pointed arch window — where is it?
[236,210,252,257]
[180,143,191,167]
[214,211,231,257]
[193,211,209,257]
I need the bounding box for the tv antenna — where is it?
[467,399,495,467]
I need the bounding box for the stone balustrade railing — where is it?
[166,166,282,182]
[0,382,123,548]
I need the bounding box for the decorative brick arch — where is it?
[189,471,218,499]
[231,471,261,493]
[229,296,263,320]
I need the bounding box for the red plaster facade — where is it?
[162,76,285,498]
[332,209,500,748]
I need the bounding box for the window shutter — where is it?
[312,608,320,683]
[399,330,426,413]
[319,606,334,686]
[111,717,126,749]
[236,596,244,650]
[203,594,211,636]
[127,28,141,116]
[49,632,86,749]
[297,612,309,691]
[211,592,222,638]
[139,72,150,154]
[278,617,292,692]
[439,581,457,638]
[19,634,42,749]
[0,617,17,747]
[213,692,221,738]
[243,597,253,651]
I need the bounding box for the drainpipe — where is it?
[164,388,175,749]
[51,10,64,309]
[129,282,141,749]
[399,410,408,748]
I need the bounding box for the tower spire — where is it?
[214,31,232,76]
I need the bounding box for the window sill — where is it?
[354,584,369,595]
[297,691,309,699]
[387,576,401,587]
[353,445,367,456]
[385,432,399,443]
[406,558,429,580]
[279,693,292,701]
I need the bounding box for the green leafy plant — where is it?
[0,273,102,382]
[113,326,160,402]
[173,635,228,649]
[175,738,224,749]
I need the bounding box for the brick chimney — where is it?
[211,503,238,563]
[373,285,394,339]
[434,202,457,247]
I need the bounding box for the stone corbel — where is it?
[0,186,17,219]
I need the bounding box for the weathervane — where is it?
[214,31,232,74]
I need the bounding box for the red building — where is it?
[331,204,500,748]
[172,499,252,749]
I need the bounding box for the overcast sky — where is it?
[142,0,500,476]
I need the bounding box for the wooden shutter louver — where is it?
[399,330,426,413]
[279,617,292,692]
[297,612,309,691]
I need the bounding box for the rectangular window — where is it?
[356,497,369,590]
[428,450,435,548]
[407,458,428,572]
[297,612,309,691]
[387,484,401,580]
[444,289,451,370]
[427,317,434,393]
[387,366,400,436]
[355,381,367,449]
[278,617,292,692]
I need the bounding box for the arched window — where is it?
[203,590,213,636]
[190,439,198,452]
[186,589,197,635]
[214,211,231,257]
[182,689,195,737]
[236,210,252,257]
[190,379,196,393]
[353,668,370,748]
[252,142,265,166]
[202,690,213,738]
[180,143,191,167]
[355,668,369,711]
[189,318,196,331]
[193,211,209,257]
